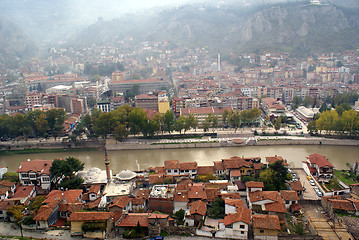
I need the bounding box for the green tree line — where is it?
[72,106,262,140]
[308,108,359,136]
[0,109,66,140]
[73,106,199,140]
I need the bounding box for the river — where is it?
[1,145,358,173]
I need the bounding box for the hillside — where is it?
[0,17,38,67]
[71,2,359,56]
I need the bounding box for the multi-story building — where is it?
[237,97,253,110]
[302,154,334,183]
[16,159,55,190]
[135,94,158,110]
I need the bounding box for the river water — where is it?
[1,145,358,173]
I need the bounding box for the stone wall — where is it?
[165,225,196,235]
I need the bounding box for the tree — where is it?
[163,110,175,134]
[335,103,351,116]
[93,112,116,138]
[341,109,359,135]
[128,107,147,136]
[307,120,317,134]
[203,117,211,132]
[316,110,339,134]
[259,160,290,191]
[175,115,186,135]
[222,109,230,127]
[207,198,225,219]
[35,113,49,137]
[50,157,84,187]
[2,172,18,183]
[274,116,282,131]
[211,114,218,131]
[174,209,185,225]
[114,124,128,141]
[319,102,329,113]
[187,113,198,131]
[45,109,66,139]
[229,110,241,132]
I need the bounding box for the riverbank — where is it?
[1,136,358,154]
[105,136,359,150]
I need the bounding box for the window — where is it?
[240,224,245,229]
[21,173,29,178]
[29,173,36,178]
[226,224,233,229]
[24,180,32,185]
[260,230,264,233]
[174,169,178,173]
[192,170,196,172]
[168,170,171,173]
[241,231,245,234]
[185,170,189,173]
[42,177,50,182]
[286,200,290,204]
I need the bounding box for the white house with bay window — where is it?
[17,159,54,190]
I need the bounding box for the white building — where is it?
[16,159,54,190]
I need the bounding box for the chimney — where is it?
[104,148,111,183]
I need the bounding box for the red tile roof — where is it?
[225,199,244,208]
[109,196,131,209]
[174,190,189,202]
[197,166,215,175]
[43,190,82,204]
[253,214,280,230]
[0,180,16,187]
[69,212,113,221]
[213,161,225,171]
[231,170,242,177]
[223,207,251,225]
[179,162,197,170]
[164,160,179,169]
[34,199,61,221]
[308,154,334,168]
[0,200,15,210]
[189,200,207,216]
[149,174,164,184]
[330,199,355,212]
[88,185,101,194]
[266,156,289,166]
[245,181,264,188]
[188,183,206,200]
[289,181,304,191]
[17,159,53,175]
[12,186,35,199]
[280,190,299,201]
[117,213,169,227]
[205,188,220,202]
[249,191,286,213]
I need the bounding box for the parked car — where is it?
[316,191,322,197]
[307,176,312,180]
[309,180,316,186]
[314,187,319,191]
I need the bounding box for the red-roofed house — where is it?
[33,189,84,229]
[68,212,114,239]
[217,207,251,239]
[252,214,281,240]
[109,196,132,214]
[248,191,286,222]
[302,154,334,183]
[17,159,54,190]
[117,213,170,236]
[280,190,299,209]
[11,186,36,203]
[186,200,207,227]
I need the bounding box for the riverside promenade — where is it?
[106,135,359,151]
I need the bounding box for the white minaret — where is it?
[217,53,221,71]
[104,148,111,183]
